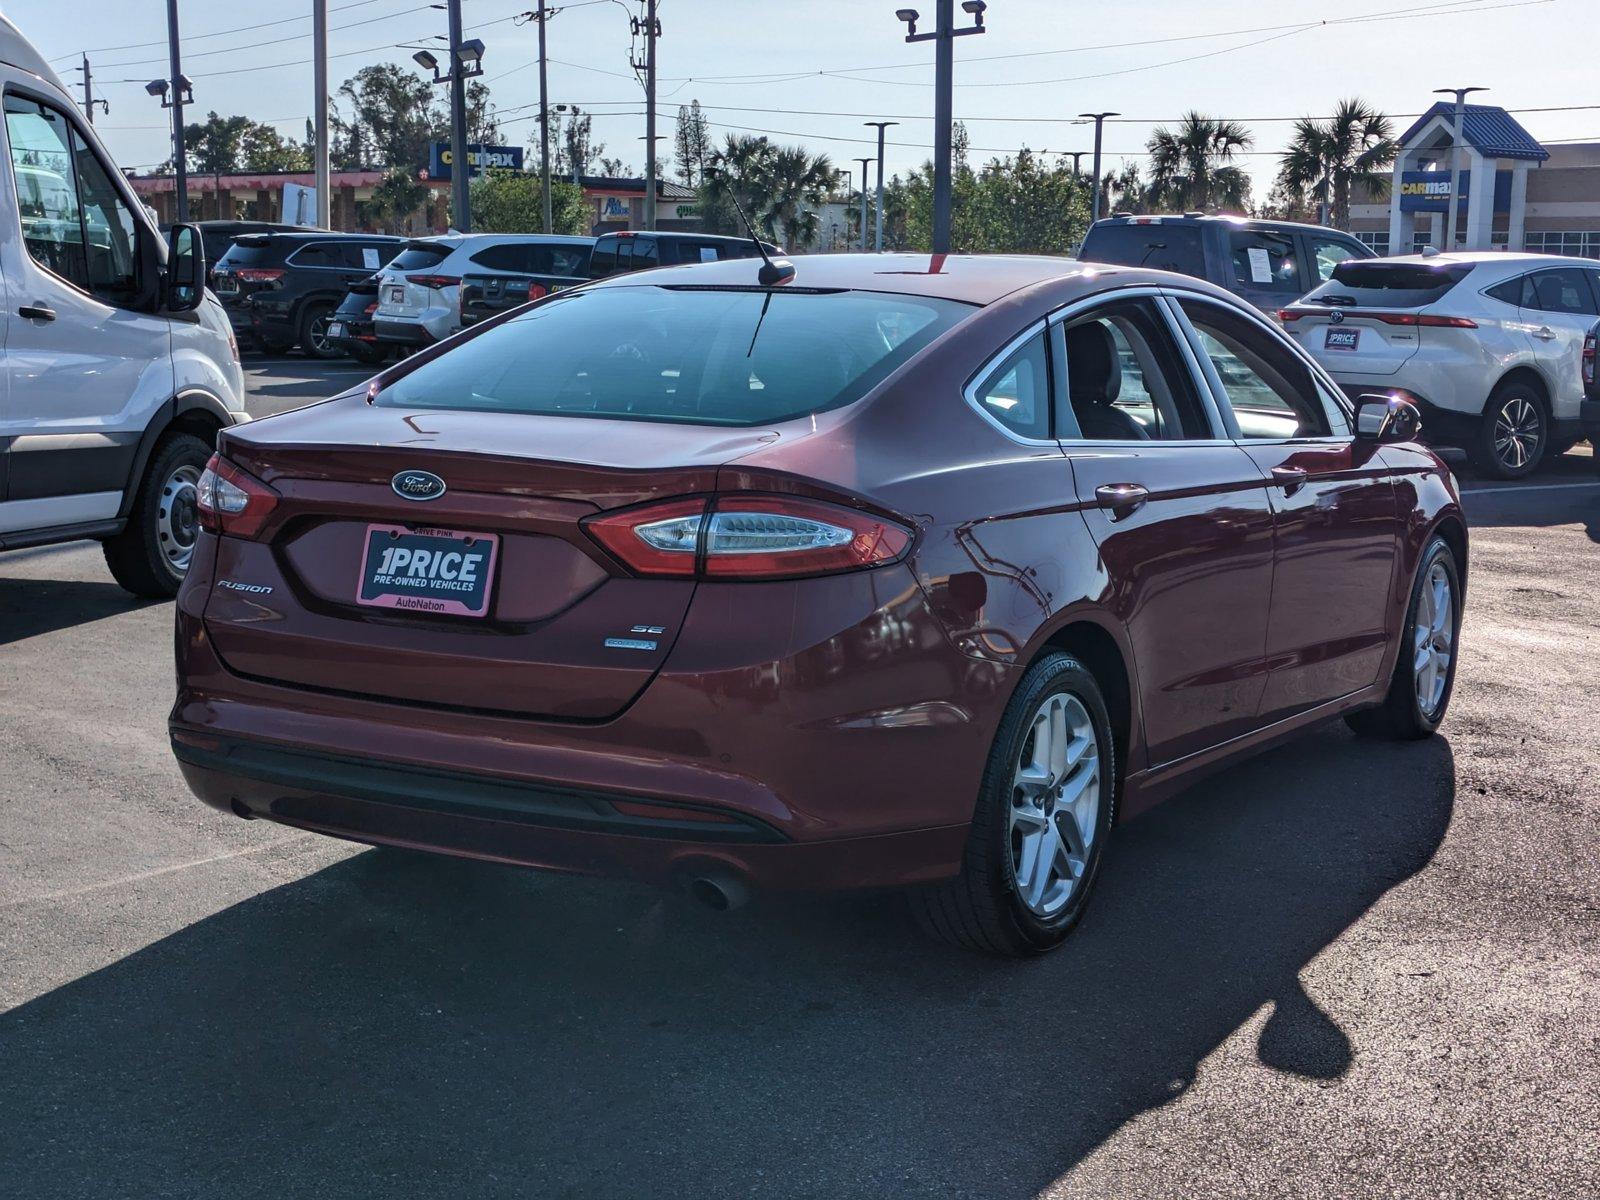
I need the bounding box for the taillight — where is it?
[526,282,548,301]
[1276,307,1475,328]
[363,301,378,316]
[195,453,279,538]
[406,273,461,290]
[235,267,285,286]
[583,496,912,580]
[1277,308,1304,322]
[1585,333,1597,387]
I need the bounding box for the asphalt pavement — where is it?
[1,352,1596,1199]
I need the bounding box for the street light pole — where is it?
[536,0,552,233]
[864,120,898,251]
[313,0,331,229]
[165,0,188,223]
[854,157,873,251]
[897,2,985,254]
[446,0,471,232]
[1078,112,1119,224]
[1434,85,1487,251]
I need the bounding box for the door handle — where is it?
[1094,482,1149,518]
[1534,326,1557,341]
[1271,465,1309,492]
[18,303,56,321]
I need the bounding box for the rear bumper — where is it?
[1339,384,1479,446]
[373,318,434,346]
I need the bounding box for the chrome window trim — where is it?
[961,317,1059,448]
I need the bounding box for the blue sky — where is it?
[6,0,1594,195]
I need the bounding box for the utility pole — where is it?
[854,157,872,251]
[313,0,331,229]
[631,1,660,230]
[1435,85,1486,251]
[447,0,471,232]
[165,0,188,222]
[78,55,108,124]
[1078,112,1119,224]
[535,0,553,233]
[897,2,985,254]
[864,120,898,251]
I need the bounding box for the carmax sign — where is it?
[428,143,525,182]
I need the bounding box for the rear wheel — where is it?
[102,432,211,599]
[1345,535,1461,740]
[1471,381,1547,478]
[910,652,1116,957]
[299,302,340,360]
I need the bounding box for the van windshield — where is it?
[374,285,973,426]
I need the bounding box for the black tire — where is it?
[1345,535,1461,740]
[101,432,212,599]
[1471,380,1548,479]
[259,336,294,355]
[348,340,388,366]
[298,302,340,360]
[909,652,1117,957]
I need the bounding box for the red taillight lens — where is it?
[195,453,279,538]
[235,267,285,286]
[583,496,912,580]
[406,273,461,290]
[1585,334,1597,386]
[526,282,548,301]
[1277,308,1475,329]
[1277,308,1305,322]
[363,301,378,316]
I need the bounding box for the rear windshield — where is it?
[1303,260,1473,308]
[214,240,280,268]
[374,285,973,427]
[1078,223,1206,277]
[387,242,452,271]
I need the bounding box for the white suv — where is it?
[0,17,247,595]
[372,233,594,349]
[1282,252,1598,477]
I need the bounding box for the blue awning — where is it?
[1397,103,1549,162]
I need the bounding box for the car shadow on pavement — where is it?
[0,725,1453,1199]
[0,575,162,646]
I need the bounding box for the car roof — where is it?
[1368,250,1593,268]
[596,230,758,243]
[587,251,1184,306]
[419,233,595,248]
[1093,213,1362,237]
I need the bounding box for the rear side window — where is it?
[589,241,619,277]
[374,286,973,427]
[1227,229,1300,294]
[290,242,344,268]
[972,331,1051,440]
[1306,235,1365,283]
[1078,223,1206,278]
[1306,260,1473,308]
[1484,276,1526,307]
[1523,268,1598,316]
[387,242,451,272]
[471,243,590,275]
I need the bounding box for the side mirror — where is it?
[165,223,205,313]
[1354,393,1422,444]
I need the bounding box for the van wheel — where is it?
[102,433,211,599]
[1471,381,1547,478]
[299,303,340,359]
[908,652,1116,957]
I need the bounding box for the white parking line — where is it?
[1460,481,1600,496]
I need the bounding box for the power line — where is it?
[48,0,392,61]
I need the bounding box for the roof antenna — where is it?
[718,179,795,286]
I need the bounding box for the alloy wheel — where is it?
[309,312,334,355]
[157,463,202,576]
[1492,395,1543,472]
[1413,559,1455,718]
[1009,691,1101,918]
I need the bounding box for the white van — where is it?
[0,16,246,596]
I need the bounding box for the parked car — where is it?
[459,240,594,326]
[1079,213,1375,312]
[213,231,405,358]
[170,252,1467,957]
[373,234,594,349]
[1581,319,1600,471]
[326,275,390,366]
[163,219,311,286]
[0,15,247,597]
[1281,252,1600,477]
[587,230,782,280]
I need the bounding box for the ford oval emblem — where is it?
[392,470,447,501]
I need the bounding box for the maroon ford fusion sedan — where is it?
[170,252,1466,957]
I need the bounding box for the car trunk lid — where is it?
[1282,259,1476,376]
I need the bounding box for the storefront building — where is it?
[1348,103,1600,258]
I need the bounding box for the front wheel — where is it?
[1471,383,1547,478]
[102,432,211,598]
[1346,535,1461,740]
[909,652,1116,956]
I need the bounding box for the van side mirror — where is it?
[1354,393,1422,443]
[165,223,205,312]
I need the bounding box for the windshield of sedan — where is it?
[373,285,973,426]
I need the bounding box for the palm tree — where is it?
[1145,112,1254,212]
[1276,98,1397,229]
[765,144,836,249]
[699,135,834,248]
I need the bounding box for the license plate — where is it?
[1324,327,1361,351]
[356,525,498,618]
[327,321,345,338]
[387,285,406,304]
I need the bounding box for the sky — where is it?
[5,0,1595,198]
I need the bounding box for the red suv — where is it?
[170,254,1466,956]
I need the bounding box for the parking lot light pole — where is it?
[536,0,552,232]
[896,2,986,254]
[864,120,898,251]
[313,0,331,229]
[1434,86,1487,252]
[163,0,188,222]
[447,0,471,232]
[1078,112,1119,224]
[854,157,873,251]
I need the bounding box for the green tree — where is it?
[466,171,589,234]
[895,143,1091,254]
[698,135,834,245]
[239,124,309,172]
[1146,112,1254,212]
[367,167,429,234]
[180,112,252,174]
[674,99,712,187]
[333,63,439,170]
[1275,98,1396,229]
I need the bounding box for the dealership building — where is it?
[1348,102,1600,258]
